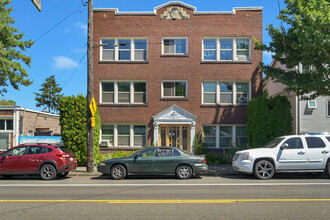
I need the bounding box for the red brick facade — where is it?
[93,2,263,152]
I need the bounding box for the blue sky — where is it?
[4,0,284,111]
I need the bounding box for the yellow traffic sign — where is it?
[89,97,97,116]
[91,117,95,127]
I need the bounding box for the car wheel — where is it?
[325,161,330,178]
[57,171,69,178]
[176,165,192,179]
[40,164,57,180]
[254,160,275,180]
[111,165,126,180]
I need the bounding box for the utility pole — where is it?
[87,0,94,173]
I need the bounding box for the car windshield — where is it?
[264,138,284,148]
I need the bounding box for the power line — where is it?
[34,6,84,43]
[62,48,87,88]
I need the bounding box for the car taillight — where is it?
[57,154,69,158]
[202,158,206,163]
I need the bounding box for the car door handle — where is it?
[298,151,305,155]
[322,150,329,154]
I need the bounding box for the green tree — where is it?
[0,0,34,95]
[34,75,63,113]
[0,99,16,105]
[255,0,329,99]
[59,95,100,166]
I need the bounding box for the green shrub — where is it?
[59,95,100,166]
[94,151,136,166]
[247,93,292,148]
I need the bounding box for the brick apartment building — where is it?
[93,1,263,154]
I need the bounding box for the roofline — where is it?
[94,1,262,15]
[0,106,59,117]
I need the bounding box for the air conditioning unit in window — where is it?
[237,55,248,61]
[99,140,109,147]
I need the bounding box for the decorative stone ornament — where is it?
[160,7,190,20]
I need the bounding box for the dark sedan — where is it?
[97,147,208,179]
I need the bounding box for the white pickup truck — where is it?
[232,134,330,179]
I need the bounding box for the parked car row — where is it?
[1,134,330,180]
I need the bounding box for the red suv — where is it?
[0,144,77,180]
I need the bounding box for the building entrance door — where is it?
[159,125,190,152]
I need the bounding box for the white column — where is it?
[232,125,236,147]
[216,125,219,148]
[190,121,196,154]
[130,81,134,104]
[114,82,118,104]
[114,125,118,147]
[153,121,159,146]
[130,124,134,147]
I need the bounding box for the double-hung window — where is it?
[162,38,188,55]
[202,82,250,105]
[101,125,114,147]
[100,81,147,104]
[162,81,187,98]
[203,125,247,148]
[101,38,147,61]
[101,124,147,147]
[0,119,13,131]
[203,38,251,61]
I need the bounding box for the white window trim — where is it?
[203,125,247,148]
[162,37,188,55]
[307,100,317,109]
[202,37,251,62]
[202,81,250,105]
[100,38,148,61]
[101,124,147,147]
[327,100,330,118]
[0,118,13,131]
[161,80,188,98]
[100,81,148,104]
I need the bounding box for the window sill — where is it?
[98,61,149,64]
[200,104,247,108]
[99,104,148,107]
[160,54,189,58]
[161,98,188,101]
[200,61,252,64]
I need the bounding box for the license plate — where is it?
[70,157,73,162]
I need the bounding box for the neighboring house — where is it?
[0,106,61,151]
[93,1,263,154]
[265,60,330,134]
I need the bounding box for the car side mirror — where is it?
[280,143,289,150]
[134,154,140,159]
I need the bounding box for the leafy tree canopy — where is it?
[0,0,34,96]
[255,0,329,99]
[34,75,63,113]
[0,98,16,105]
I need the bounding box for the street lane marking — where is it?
[0,183,330,187]
[1,199,330,204]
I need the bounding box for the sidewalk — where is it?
[68,164,237,177]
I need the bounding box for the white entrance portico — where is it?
[153,105,197,153]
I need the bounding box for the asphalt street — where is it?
[0,174,329,220]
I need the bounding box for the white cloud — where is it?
[53,56,78,70]
[75,22,87,35]
[263,51,274,65]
